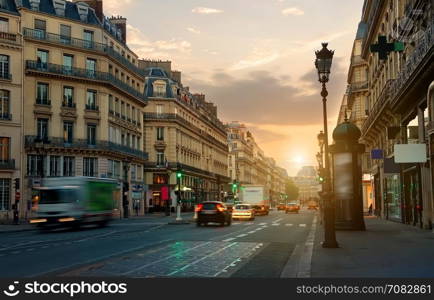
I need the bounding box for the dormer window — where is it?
[153,81,166,98]
[29,0,40,10]
[53,0,66,16]
[76,2,89,22]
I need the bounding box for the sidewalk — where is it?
[0,212,195,234]
[311,216,434,277]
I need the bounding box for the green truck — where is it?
[31,177,118,229]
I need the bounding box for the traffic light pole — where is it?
[176,170,183,221]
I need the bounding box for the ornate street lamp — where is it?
[315,42,338,248]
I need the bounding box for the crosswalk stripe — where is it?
[237,234,247,238]
[259,223,267,225]
[233,222,241,225]
[223,238,236,242]
[299,224,307,227]
[272,224,280,226]
[285,224,294,226]
[248,231,256,234]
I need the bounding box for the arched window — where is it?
[0,90,10,120]
[0,55,9,79]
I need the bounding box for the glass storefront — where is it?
[385,174,401,220]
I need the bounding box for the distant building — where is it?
[293,166,321,204]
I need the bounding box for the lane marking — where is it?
[223,238,236,242]
[236,234,247,238]
[281,215,318,278]
[168,242,239,276]
[259,223,267,225]
[248,231,256,234]
[122,241,212,275]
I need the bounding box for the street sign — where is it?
[394,144,427,163]
[371,149,384,159]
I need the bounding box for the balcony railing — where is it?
[0,73,12,80]
[26,60,147,103]
[144,113,228,150]
[25,136,148,161]
[0,31,17,42]
[62,102,76,108]
[23,28,146,78]
[0,113,12,121]
[36,98,51,106]
[362,79,394,134]
[85,104,99,111]
[0,159,15,170]
[349,81,369,93]
[389,21,434,105]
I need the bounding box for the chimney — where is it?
[109,16,127,43]
[72,0,103,22]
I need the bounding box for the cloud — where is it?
[186,27,201,34]
[104,0,132,15]
[126,24,192,59]
[191,64,347,127]
[282,7,305,16]
[230,47,280,71]
[192,7,224,14]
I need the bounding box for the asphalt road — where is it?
[0,210,316,278]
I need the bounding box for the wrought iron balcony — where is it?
[0,73,12,80]
[0,113,12,121]
[23,28,146,78]
[85,104,99,111]
[349,81,369,93]
[35,98,51,106]
[25,136,148,161]
[390,22,434,105]
[0,159,15,170]
[26,60,147,103]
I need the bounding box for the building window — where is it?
[60,24,71,44]
[153,83,166,98]
[131,164,136,181]
[63,54,73,73]
[83,157,98,177]
[156,151,165,166]
[0,90,10,120]
[86,58,96,78]
[63,156,75,177]
[109,95,114,113]
[0,17,8,33]
[87,124,96,145]
[27,155,44,177]
[0,179,10,211]
[49,156,61,177]
[0,55,9,79]
[157,127,164,141]
[63,87,74,107]
[115,98,120,116]
[156,104,163,115]
[34,19,46,38]
[83,30,94,48]
[36,49,48,69]
[0,137,10,161]
[36,83,49,105]
[121,101,125,119]
[153,174,168,184]
[37,118,48,141]
[86,90,97,110]
[63,121,73,143]
[108,160,121,179]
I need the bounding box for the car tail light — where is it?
[195,204,203,212]
[216,204,225,212]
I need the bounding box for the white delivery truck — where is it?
[31,177,118,229]
[239,185,270,216]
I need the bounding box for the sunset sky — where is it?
[105,0,365,176]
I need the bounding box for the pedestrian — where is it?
[368,203,373,215]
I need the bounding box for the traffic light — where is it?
[176,170,183,179]
[14,178,20,190]
[317,169,325,183]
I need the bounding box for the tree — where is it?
[285,178,299,201]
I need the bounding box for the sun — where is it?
[293,155,304,164]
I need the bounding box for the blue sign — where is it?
[371,149,384,159]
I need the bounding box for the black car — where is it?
[196,201,232,227]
